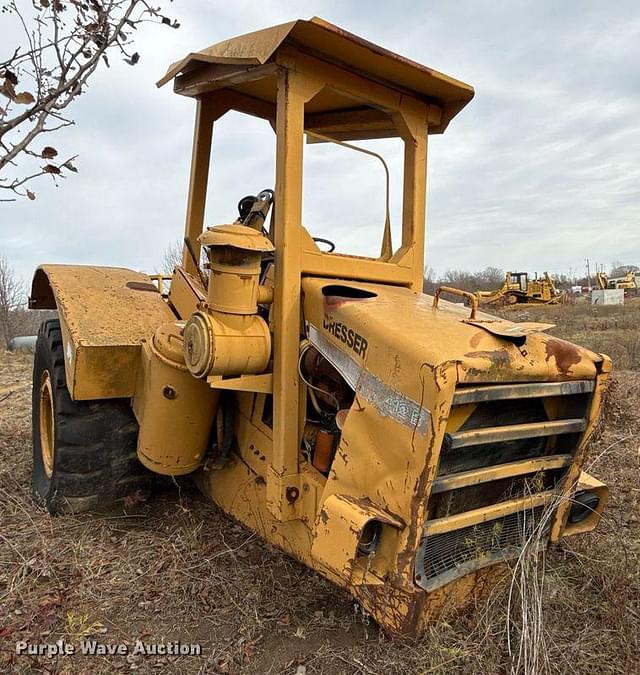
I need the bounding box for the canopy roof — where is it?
[158,17,474,134]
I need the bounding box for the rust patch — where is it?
[126,281,159,293]
[322,284,376,310]
[353,582,422,636]
[469,331,483,349]
[323,296,347,310]
[464,349,510,366]
[545,338,581,375]
[337,494,405,527]
[285,486,299,504]
[336,446,349,465]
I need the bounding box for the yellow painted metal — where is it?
[157,17,474,134]
[133,322,220,475]
[201,224,274,314]
[449,418,587,448]
[311,493,404,582]
[423,492,557,536]
[30,265,175,399]
[452,380,593,405]
[165,24,606,630]
[148,274,173,295]
[598,270,637,290]
[183,311,271,378]
[269,69,323,520]
[207,373,273,393]
[550,361,611,541]
[596,271,608,290]
[430,454,573,493]
[182,221,274,380]
[433,286,478,319]
[562,471,609,537]
[182,99,221,278]
[167,266,206,318]
[393,101,429,290]
[304,277,603,384]
[38,371,55,478]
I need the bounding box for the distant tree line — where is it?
[423,263,640,296]
[0,256,54,347]
[1,1,179,201]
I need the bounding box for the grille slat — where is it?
[449,418,587,449]
[430,454,573,494]
[415,507,548,591]
[452,380,594,405]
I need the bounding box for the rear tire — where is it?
[32,319,152,514]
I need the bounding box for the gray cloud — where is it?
[1,0,638,286]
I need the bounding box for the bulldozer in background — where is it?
[28,18,610,635]
[476,271,564,305]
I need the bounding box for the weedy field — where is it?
[1,300,639,674]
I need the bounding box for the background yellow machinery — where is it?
[28,18,610,635]
[476,271,563,305]
[596,270,638,292]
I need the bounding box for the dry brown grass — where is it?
[1,304,639,674]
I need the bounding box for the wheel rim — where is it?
[39,370,55,478]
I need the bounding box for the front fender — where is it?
[31,265,175,400]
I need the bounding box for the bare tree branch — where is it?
[0,0,179,200]
[0,255,25,346]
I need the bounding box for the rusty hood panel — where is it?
[301,278,603,388]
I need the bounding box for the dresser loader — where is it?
[29,18,610,635]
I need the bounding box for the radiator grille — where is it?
[416,507,548,591]
[416,380,593,591]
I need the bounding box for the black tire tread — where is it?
[32,319,152,514]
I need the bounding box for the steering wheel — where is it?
[313,237,336,253]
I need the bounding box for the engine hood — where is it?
[301,278,606,398]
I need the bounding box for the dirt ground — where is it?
[1,300,638,674]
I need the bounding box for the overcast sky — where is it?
[1,0,639,286]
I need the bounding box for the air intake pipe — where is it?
[183,223,274,379]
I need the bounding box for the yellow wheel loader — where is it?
[476,271,563,305]
[29,18,610,635]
